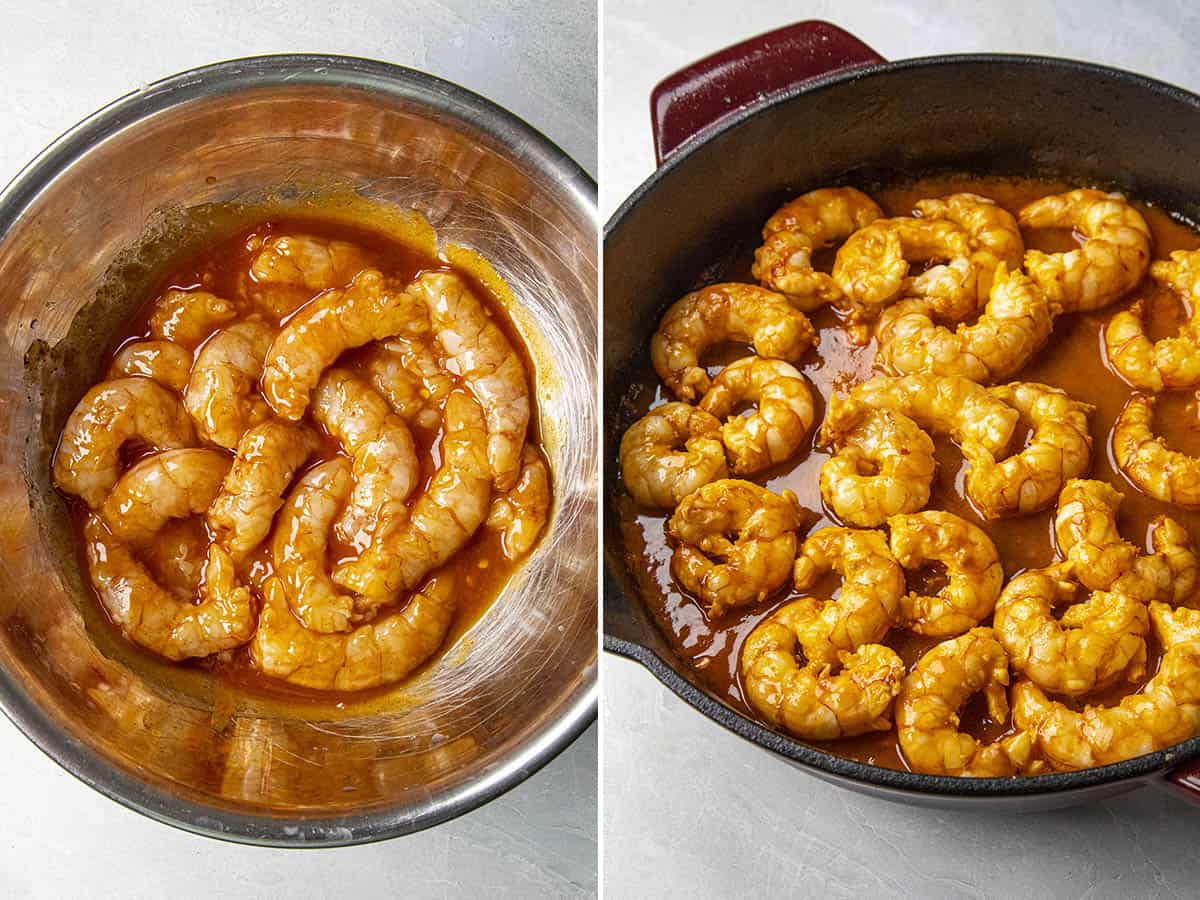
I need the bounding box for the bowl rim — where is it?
[0,52,597,847]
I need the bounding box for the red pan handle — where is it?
[1164,758,1200,804]
[650,20,885,165]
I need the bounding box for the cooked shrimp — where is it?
[619,402,728,509]
[311,368,419,547]
[108,340,192,391]
[250,572,457,691]
[1019,189,1151,312]
[53,378,196,508]
[650,283,819,401]
[1105,250,1200,391]
[992,565,1148,696]
[1112,393,1200,507]
[875,264,1055,383]
[247,233,370,316]
[406,270,531,491]
[698,357,815,473]
[896,629,1038,776]
[486,445,551,561]
[332,391,492,603]
[962,382,1094,518]
[742,604,904,740]
[362,339,455,432]
[889,512,1003,637]
[183,319,274,448]
[261,268,429,421]
[100,448,230,545]
[207,421,319,562]
[148,289,238,347]
[751,187,883,308]
[666,479,803,616]
[785,526,905,663]
[817,398,935,527]
[84,516,254,661]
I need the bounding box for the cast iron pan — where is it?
[603,19,1200,809]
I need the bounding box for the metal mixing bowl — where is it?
[0,54,597,845]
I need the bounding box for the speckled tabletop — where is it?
[601,2,1200,898]
[0,1,596,898]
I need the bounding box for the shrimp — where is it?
[1019,190,1151,312]
[666,479,804,616]
[148,289,238,347]
[741,604,904,740]
[1012,603,1200,771]
[99,448,230,545]
[1112,393,1200,507]
[362,338,455,432]
[1105,250,1200,391]
[53,378,196,508]
[311,368,419,547]
[650,283,819,401]
[817,399,935,527]
[751,187,883,308]
[183,319,274,448]
[889,511,1003,637]
[486,445,551,561]
[144,518,208,598]
[619,402,728,509]
[261,268,429,421]
[698,357,816,474]
[108,340,192,391]
[962,382,1094,519]
[992,565,1148,696]
[207,421,319,562]
[784,526,905,664]
[406,271,531,491]
[246,233,370,317]
[83,515,254,661]
[875,264,1055,383]
[250,572,457,691]
[332,391,493,603]
[896,629,1038,776]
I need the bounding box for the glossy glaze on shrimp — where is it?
[486,445,551,561]
[107,340,192,391]
[184,319,275,449]
[1112,393,1200,508]
[148,289,237,347]
[619,402,728,509]
[100,448,229,545]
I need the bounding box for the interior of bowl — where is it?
[0,58,597,843]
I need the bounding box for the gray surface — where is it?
[1,1,596,898]
[601,2,1200,898]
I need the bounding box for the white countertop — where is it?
[1,1,596,898]
[602,2,1200,898]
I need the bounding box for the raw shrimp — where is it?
[108,340,192,391]
[889,511,1003,637]
[619,402,728,509]
[362,338,455,432]
[83,516,254,660]
[1019,189,1151,312]
[261,268,429,421]
[751,187,883,308]
[100,448,230,545]
[650,283,818,401]
[875,264,1055,383]
[817,398,935,528]
[144,518,208,598]
[1112,393,1200,507]
[247,233,370,316]
[183,319,275,448]
[332,391,492,603]
[962,382,1094,518]
[311,368,419,546]
[207,421,319,562]
[698,357,816,473]
[486,445,551,561]
[666,479,803,616]
[250,572,457,691]
[992,565,1148,696]
[1105,250,1200,391]
[406,270,531,491]
[742,604,905,740]
[896,629,1037,776]
[148,289,238,347]
[53,377,196,508]
[785,526,905,664]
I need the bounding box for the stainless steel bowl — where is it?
[0,54,597,845]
